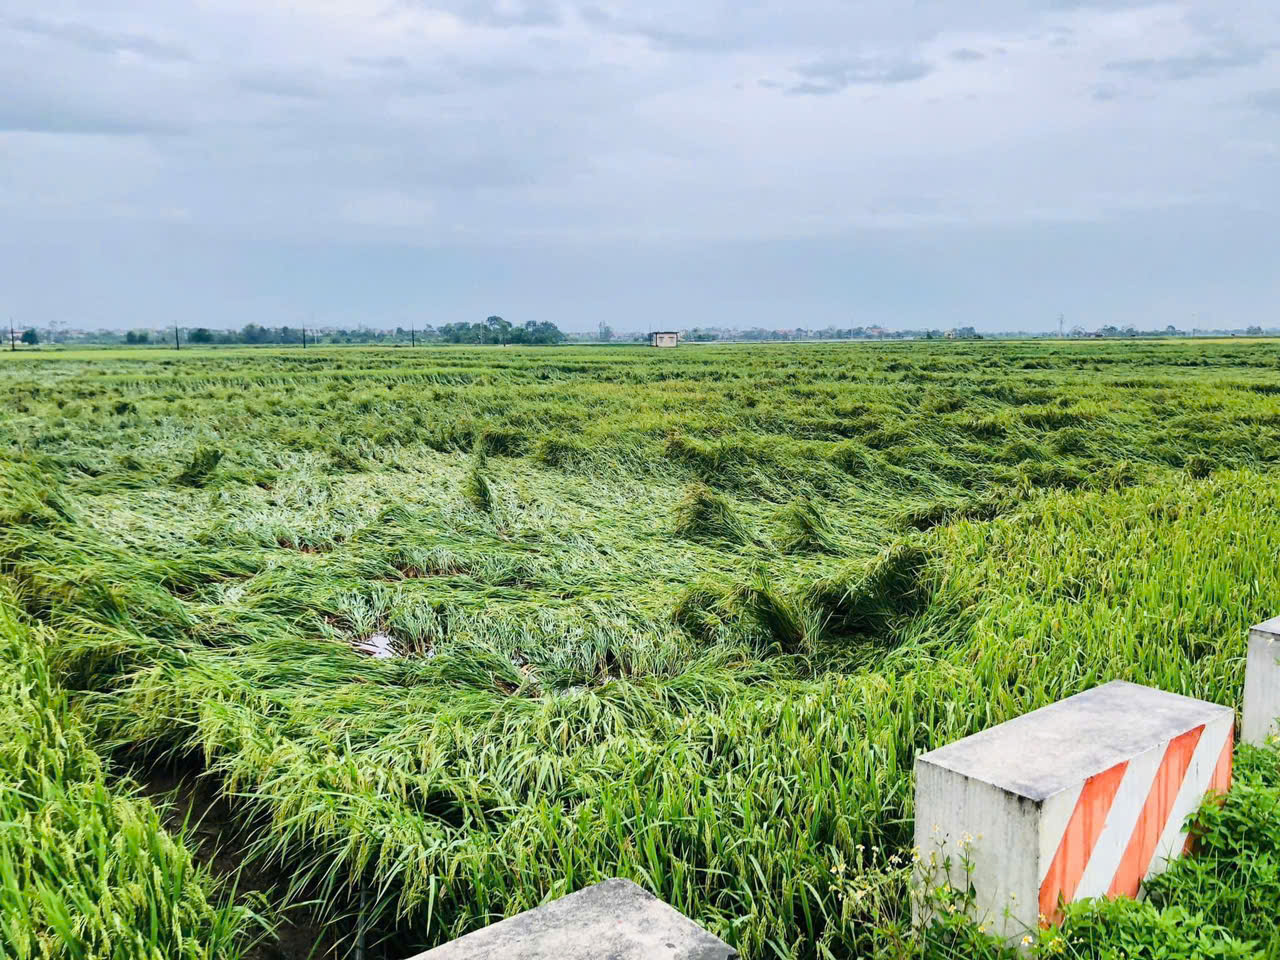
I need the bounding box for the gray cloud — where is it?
[784,55,932,95]
[408,0,561,28]
[0,63,182,135]
[349,55,410,71]
[7,15,188,61]
[0,106,166,135]
[238,71,325,100]
[1250,89,1280,113]
[951,48,986,61]
[0,95,177,135]
[576,6,725,51]
[1106,46,1268,81]
[1046,0,1155,5]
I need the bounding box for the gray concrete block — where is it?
[1243,616,1280,746]
[406,879,737,960]
[915,681,1233,940]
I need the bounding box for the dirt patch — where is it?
[132,757,345,960]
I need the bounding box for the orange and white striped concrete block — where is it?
[914,681,1233,939]
[1243,616,1280,746]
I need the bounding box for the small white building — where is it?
[650,331,679,347]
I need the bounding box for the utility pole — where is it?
[410,321,416,348]
[174,323,180,351]
[1058,314,1064,338]
[9,319,14,353]
[302,326,307,349]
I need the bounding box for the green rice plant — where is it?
[896,495,1012,532]
[463,443,494,513]
[808,540,930,641]
[1186,453,1215,479]
[828,440,881,476]
[0,586,263,959]
[672,483,754,545]
[671,580,738,640]
[175,446,224,487]
[731,570,822,653]
[476,426,530,458]
[2,339,1280,958]
[775,496,843,553]
[534,433,590,469]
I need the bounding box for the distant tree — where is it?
[1246,325,1264,336]
[438,322,483,344]
[189,328,214,343]
[20,328,38,345]
[486,315,513,345]
[599,324,614,342]
[525,321,565,345]
[1100,325,1119,337]
[125,330,151,345]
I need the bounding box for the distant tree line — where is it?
[103,318,568,347]
[185,325,306,345]
[11,319,1277,349]
[436,317,566,345]
[680,326,956,342]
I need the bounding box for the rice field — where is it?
[2,339,1279,958]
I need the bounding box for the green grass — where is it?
[1,339,1279,957]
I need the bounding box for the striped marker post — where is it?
[1243,616,1280,746]
[915,681,1233,939]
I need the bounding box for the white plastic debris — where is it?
[354,632,396,659]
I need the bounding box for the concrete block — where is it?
[406,879,737,960]
[914,681,1233,939]
[1243,616,1280,746]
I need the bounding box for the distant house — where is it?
[650,331,679,347]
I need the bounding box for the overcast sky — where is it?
[2,1,1278,333]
